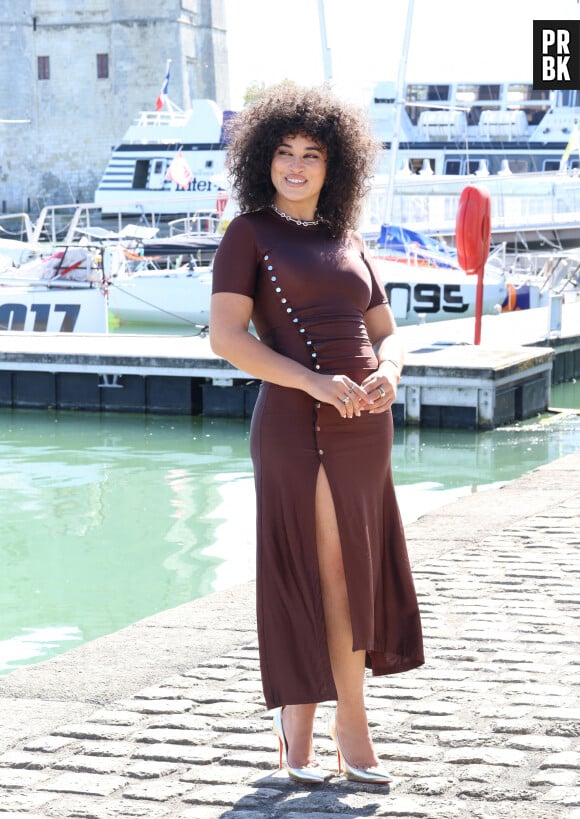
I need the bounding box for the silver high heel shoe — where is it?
[272,706,327,784]
[328,714,392,784]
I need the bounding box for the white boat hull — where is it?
[373,258,507,326]
[0,284,108,333]
[106,260,508,330]
[107,268,212,328]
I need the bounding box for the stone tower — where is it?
[0,0,228,214]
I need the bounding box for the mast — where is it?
[383,0,415,226]
[317,0,333,84]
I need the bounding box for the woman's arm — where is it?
[209,292,372,416]
[360,302,404,411]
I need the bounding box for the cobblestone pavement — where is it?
[0,454,579,818]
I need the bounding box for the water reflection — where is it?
[0,411,255,673]
[0,382,578,675]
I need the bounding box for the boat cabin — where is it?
[370,82,580,176]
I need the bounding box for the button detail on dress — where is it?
[265,255,321,373]
[318,449,324,456]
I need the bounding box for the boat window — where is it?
[466,159,485,174]
[560,90,579,107]
[507,159,529,174]
[456,84,478,103]
[507,83,528,103]
[548,157,580,171]
[426,85,449,102]
[507,84,550,104]
[132,160,149,189]
[477,85,501,101]
[408,158,427,174]
[444,159,461,175]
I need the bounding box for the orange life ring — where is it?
[502,282,517,312]
[455,185,491,274]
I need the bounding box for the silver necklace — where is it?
[270,204,321,227]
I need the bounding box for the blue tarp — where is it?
[376,224,459,269]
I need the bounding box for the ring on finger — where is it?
[377,385,386,399]
[348,385,354,393]
[341,395,351,404]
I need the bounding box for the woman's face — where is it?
[270,133,327,215]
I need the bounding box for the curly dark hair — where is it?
[225,84,380,237]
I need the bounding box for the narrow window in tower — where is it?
[37,56,50,80]
[97,53,109,79]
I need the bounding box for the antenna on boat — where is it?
[317,0,333,84]
[382,0,415,227]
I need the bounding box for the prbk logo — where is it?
[533,20,580,89]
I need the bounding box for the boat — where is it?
[105,223,510,330]
[360,79,580,250]
[0,245,109,333]
[487,245,580,311]
[107,265,212,329]
[370,81,580,177]
[100,213,578,330]
[93,99,235,217]
[90,82,580,251]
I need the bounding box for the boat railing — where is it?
[32,203,127,245]
[367,171,580,243]
[488,245,580,299]
[133,110,190,128]
[168,212,221,237]
[31,198,223,245]
[0,212,35,243]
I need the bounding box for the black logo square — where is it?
[533,20,580,89]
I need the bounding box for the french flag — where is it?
[155,60,172,111]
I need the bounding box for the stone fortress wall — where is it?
[0,0,228,215]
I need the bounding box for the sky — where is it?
[224,0,580,109]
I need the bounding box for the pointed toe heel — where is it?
[328,715,392,785]
[272,707,327,784]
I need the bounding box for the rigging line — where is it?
[107,280,207,329]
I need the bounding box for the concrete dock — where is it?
[0,451,579,817]
[0,302,578,427]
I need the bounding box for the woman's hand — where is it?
[360,360,400,414]
[303,373,374,419]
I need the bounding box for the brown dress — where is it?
[212,208,424,709]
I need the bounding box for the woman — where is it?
[210,84,424,785]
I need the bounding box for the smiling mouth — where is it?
[285,176,306,186]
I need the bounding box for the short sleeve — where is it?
[212,215,259,298]
[352,232,389,309]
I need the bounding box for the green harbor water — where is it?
[1,380,579,676]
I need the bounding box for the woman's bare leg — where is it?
[315,465,378,767]
[278,703,317,768]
